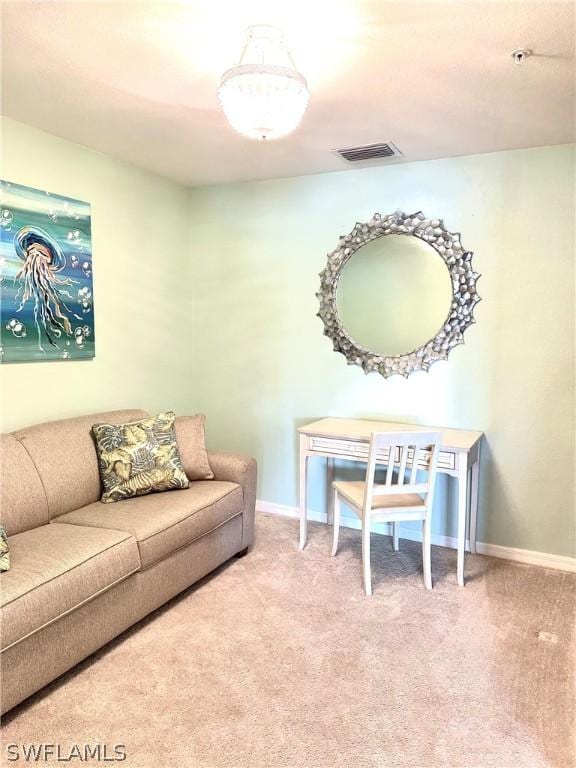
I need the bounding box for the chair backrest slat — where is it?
[398,445,408,486]
[385,456,394,486]
[410,447,419,485]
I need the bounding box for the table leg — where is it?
[326,457,335,525]
[298,436,309,550]
[469,454,480,555]
[457,454,469,586]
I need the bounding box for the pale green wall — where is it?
[188,145,575,557]
[2,118,573,557]
[0,118,194,431]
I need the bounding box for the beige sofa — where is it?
[0,409,256,714]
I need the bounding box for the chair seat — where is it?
[331,431,440,594]
[333,480,426,512]
[52,481,243,570]
[1,524,140,651]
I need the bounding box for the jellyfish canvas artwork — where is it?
[0,181,95,362]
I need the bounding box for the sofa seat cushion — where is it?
[1,524,140,652]
[52,481,243,570]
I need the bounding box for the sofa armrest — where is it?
[207,452,257,550]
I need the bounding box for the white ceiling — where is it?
[2,1,574,186]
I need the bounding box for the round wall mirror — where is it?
[317,210,481,378]
[336,235,453,357]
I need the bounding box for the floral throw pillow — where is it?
[0,526,9,572]
[92,411,189,504]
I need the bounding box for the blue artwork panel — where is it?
[0,180,94,362]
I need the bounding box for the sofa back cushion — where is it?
[0,435,49,535]
[11,409,148,519]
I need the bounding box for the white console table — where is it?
[298,417,483,586]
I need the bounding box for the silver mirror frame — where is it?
[316,210,481,378]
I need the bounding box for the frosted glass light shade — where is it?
[218,27,309,141]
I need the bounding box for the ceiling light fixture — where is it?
[218,25,309,141]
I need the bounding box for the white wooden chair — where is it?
[331,431,441,594]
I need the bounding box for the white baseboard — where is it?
[473,541,576,571]
[256,499,576,573]
[257,499,465,548]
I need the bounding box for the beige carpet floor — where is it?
[1,513,575,768]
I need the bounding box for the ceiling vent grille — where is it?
[334,142,403,163]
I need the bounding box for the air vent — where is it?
[334,142,403,163]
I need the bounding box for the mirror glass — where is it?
[336,235,453,356]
